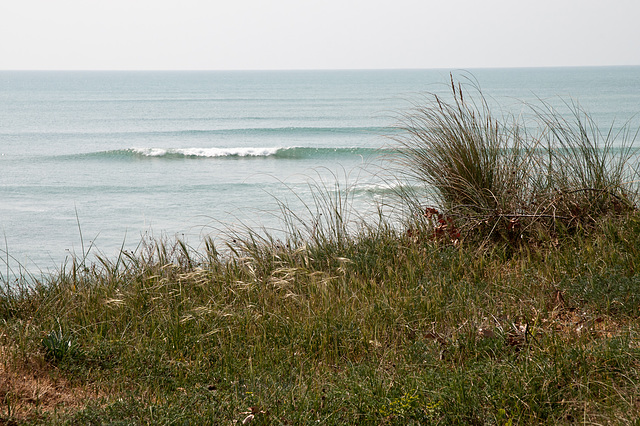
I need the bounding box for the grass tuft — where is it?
[391,75,640,245]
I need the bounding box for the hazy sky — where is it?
[2,0,639,70]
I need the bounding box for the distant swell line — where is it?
[3,126,389,138]
[132,126,385,137]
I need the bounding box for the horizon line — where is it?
[2,64,639,73]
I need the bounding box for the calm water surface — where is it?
[1,67,639,273]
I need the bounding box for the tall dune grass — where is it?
[392,76,640,243]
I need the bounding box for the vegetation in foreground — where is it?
[2,80,640,425]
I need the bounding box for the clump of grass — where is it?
[222,168,367,277]
[41,319,80,363]
[394,77,530,214]
[534,98,639,218]
[392,75,640,244]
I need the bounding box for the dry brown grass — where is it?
[1,344,102,423]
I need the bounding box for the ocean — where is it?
[1,67,639,273]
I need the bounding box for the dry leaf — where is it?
[478,328,495,338]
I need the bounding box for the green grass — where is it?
[2,81,640,424]
[2,214,640,424]
[391,75,639,244]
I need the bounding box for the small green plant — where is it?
[496,408,513,426]
[41,320,79,362]
[379,391,442,423]
[379,391,420,418]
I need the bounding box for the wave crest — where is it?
[130,147,282,158]
[87,146,387,160]
[53,146,390,162]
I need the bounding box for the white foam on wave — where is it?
[132,148,168,157]
[131,147,284,157]
[179,147,282,157]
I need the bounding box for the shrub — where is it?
[391,75,639,244]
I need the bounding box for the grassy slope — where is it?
[1,213,640,425]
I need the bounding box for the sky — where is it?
[1,0,640,70]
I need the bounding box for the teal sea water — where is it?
[1,67,639,272]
